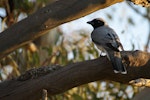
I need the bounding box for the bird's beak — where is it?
[87,21,92,25]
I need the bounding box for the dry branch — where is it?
[0,50,149,100]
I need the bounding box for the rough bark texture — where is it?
[0,51,149,100]
[0,0,123,59]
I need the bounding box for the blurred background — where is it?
[0,0,150,100]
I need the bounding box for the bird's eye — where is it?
[97,21,101,23]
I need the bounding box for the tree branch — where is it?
[0,50,149,100]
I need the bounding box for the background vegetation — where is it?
[0,0,149,99]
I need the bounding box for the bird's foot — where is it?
[99,52,106,57]
[113,70,127,74]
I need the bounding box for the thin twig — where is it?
[42,89,48,100]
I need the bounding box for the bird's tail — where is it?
[107,51,127,74]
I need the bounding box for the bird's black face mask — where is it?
[87,19,105,29]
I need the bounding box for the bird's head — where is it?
[87,18,106,29]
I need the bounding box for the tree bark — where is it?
[0,50,149,100]
[0,0,124,59]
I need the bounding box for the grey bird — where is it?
[87,18,127,74]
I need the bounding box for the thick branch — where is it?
[0,50,149,100]
[0,0,124,58]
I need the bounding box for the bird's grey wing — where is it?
[107,29,124,51]
[91,26,123,51]
[91,26,121,51]
[104,28,125,51]
[105,32,120,51]
[106,43,119,52]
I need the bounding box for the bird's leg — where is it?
[99,51,107,58]
[100,51,103,57]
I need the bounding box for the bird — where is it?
[87,18,127,74]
